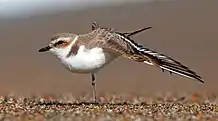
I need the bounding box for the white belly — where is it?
[59,46,117,73]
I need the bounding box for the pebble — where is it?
[0,93,217,121]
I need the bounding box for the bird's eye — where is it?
[54,40,65,46]
[57,40,65,44]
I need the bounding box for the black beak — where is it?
[38,46,52,52]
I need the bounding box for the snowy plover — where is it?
[38,22,203,102]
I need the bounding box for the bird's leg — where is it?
[91,73,97,103]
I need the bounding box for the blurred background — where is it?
[0,0,217,97]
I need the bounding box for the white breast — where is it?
[60,45,117,73]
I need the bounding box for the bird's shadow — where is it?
[36,101,146,106]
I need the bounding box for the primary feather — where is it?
[112,32,204,83]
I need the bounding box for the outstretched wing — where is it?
[92,29,204,83]
[137,47,204,83]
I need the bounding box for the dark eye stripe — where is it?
[54,40,65,46]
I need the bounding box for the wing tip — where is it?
[195,76,204,83]
[159,65,205,84]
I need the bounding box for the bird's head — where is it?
[38,33,78,57]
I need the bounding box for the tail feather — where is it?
[122,26,152,37]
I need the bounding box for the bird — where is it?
[38,21,204,103]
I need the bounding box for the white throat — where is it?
[49,35,117,73]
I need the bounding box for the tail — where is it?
[92,21,152,36]
[138,47,204,83]
[122,26,152,37]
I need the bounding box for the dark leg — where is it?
[91,73,97,103]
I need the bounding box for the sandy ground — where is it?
[0,0,218,120]
[0,93,217,121]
